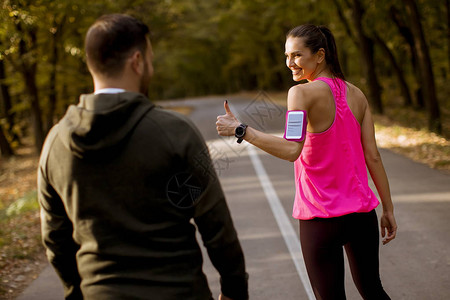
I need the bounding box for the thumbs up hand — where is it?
[216,100,240,137]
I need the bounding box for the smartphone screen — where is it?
[284,110,306,142]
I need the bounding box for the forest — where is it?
[0,0,449,156]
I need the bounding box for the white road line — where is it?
[247,146,315,300]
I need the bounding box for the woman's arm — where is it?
[361,102,398,245]
[216,100,304,162]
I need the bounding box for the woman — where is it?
[216,24,397,300]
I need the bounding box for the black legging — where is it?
[299,210,390,300]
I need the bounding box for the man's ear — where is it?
[130,50,144,75]
[317,48,325,64]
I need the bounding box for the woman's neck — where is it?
[310,66,332,80]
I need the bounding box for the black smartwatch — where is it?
[235,124,248,144]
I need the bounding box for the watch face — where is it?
[236,127,244,136]
[235,124,247,139]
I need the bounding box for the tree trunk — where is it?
[46,47,57,133]
[351,0,383,114]
[447,0,450,73]
[16,23,45,151]
[332,0,358,45]
[0,125,14,157]
[331,0,354,76]
[373,33,413,107]
[402,0,442,134]
[0,59,12,124]
[24,67,45,151]
[46,23,59,133]
[390,5,424,108]
[46,15,66,133]
[0,48,20,144]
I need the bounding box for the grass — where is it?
[374,120,450,171]
[3,190,39,218]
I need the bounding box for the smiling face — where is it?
[285,37,323,81]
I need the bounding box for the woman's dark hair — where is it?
[85,14,150,77]
[287,24,345,81]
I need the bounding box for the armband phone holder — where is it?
[283,110,307,142]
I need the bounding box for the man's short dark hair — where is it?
[85,14,150,77]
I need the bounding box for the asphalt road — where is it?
[17,94,450,299]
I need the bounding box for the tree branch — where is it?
[332,0,358,46]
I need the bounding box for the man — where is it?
[38,14,248,300]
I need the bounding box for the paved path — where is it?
[17,95,450,299]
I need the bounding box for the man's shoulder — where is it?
[138,106,206,147]
[150,106,187,118]
[144,107,197,130]
[42,124,60,151]
[39,124,61,169]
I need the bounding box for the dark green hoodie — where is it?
[38,92,248,300]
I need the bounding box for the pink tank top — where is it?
[292,77,379,220]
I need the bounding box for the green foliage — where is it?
[0,0,448,149]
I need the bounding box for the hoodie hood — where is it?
[58,92,154,159]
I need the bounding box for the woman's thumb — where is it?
[224,100,232,115]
